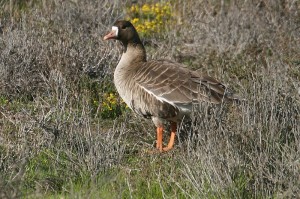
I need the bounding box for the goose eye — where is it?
[121,26,127,30]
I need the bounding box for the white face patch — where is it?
[112,26,119,37]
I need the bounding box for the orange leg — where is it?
[156,127,163,152]
[163,122,177,152]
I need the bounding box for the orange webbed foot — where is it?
[155,122,177,153]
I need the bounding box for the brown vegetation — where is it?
[0,0,299,198]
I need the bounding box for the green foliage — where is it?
[228,169,254,199]
[79,76,129,119]
[22,147,96,197]
[23,148,68,193]
[0,96,9,106]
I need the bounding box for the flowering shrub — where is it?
[127,2,173,37]
[93,92,128,119]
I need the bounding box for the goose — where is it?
[104,20,240,152]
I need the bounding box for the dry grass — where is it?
[0,0,299,198]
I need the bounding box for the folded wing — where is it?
[134,60,237,108]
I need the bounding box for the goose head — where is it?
[103,20,142,46]
[104,20,146,61]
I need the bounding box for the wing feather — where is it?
[134,60,237,106]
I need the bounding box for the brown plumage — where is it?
[104,20,240,152]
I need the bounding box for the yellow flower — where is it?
[130,5,139,13]
[145,21,151,28]
[132,18,139,25]
[163,5,170,13]
[142,4,151,13]
[154,7,160,14]
[136,24,144,33]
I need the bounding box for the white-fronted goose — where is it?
[104,20,240,152]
